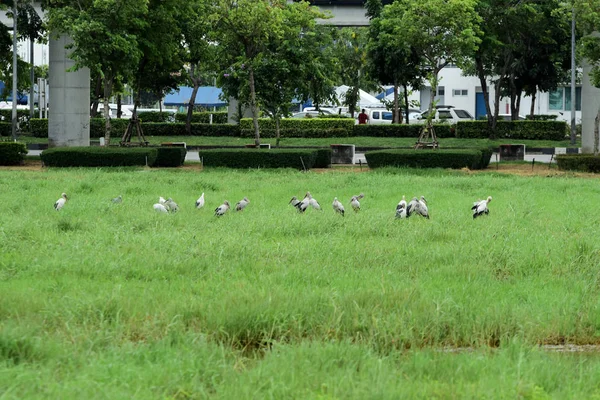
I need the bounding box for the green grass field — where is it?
[2,167,600,398]
[10,134,581,148]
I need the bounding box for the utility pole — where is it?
[570,6,576,145]
[12,0,18,141]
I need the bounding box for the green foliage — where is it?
[352,124,455,138]
[137,112,176,123]
[143,123,239,137]
[0,122,10,137]
[239,118,355,138]
[41,147,158,167]
[0,142,27,165]
[556,154,600,173]
[154,147,186,167]
[456,121,567,140]
[313,148,332,168]
[174,112,228,124]
[29,118,47,138]
[525,115,559,121]
[198,148,318,169]
[365,148,490,169]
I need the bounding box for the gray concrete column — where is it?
[48,34,90,147]
[581,58,600,153]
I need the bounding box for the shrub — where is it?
[137,111,175,123]
[154,147,186,167]
[175,112,228,124]
[0,122,11,137]
[143,123,239,137]
[556,154,600,173]
[30,119,47,137]
[365,149,489,170]
[352,124,455,138]
[456,120,567,140]
[198,148,318,169]
[239,118,355,138]
[313,148,332,168]
[41,147,158,167]
[30,118,131,139]
[526,114,558,121]
[0,142,27,165]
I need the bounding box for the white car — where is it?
[410,107,474,124]
[359,108,421,125]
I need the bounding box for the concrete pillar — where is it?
[581,59,600,154]
[48,35,90,147]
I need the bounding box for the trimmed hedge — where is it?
[137,111,176,123]
[198,148,318,169]
[41,147,158,167]
[154,147,186,167]
[556,154,600,173]
[365,148,491,170]
[240,118,355,138]
[313,148,332,168]
[143,123,239,137]
[0,122,10,136]
[0,142,27,165]
[175,112,228,124]
[30,118,131,138]
[456,120,567,140]
[352,124,455,138]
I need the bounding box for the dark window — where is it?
[373,111,380,119]
[438,110,452,119]
[382,112,393,120]
[454,109,473,119]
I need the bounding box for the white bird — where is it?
[472,196,492,219]
[159,196,167,205]
[406,197,419,217]
[307,192,321,210]
[395,196,407,219]
[289,196,300,207]
[165,198,179,213]
[332,197,345,216]
[112,195,122,204]
[195,193,205,209]
[54,193,68,211]
[236,197,250,211]
[416,196,430,219]
[215,200,230,216]
[153,203,169,213]
[350,196,361,212]
[296,193,310,213]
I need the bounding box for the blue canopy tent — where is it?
[163,86,226,108]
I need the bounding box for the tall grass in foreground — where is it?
[1,167,600,397]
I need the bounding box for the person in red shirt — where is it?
[358,109,369,125]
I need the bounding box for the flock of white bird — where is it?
[53,192,492,219]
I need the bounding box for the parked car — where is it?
[410,107,474,124]
[358,108,421,125]
[290,111,332,118]
[489,113,526,121]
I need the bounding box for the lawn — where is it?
[1,167,600,398]
[9,134,581,149]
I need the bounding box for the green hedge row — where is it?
[313,148,332,168]
[41,147,158,167]
[175,111,228,124]
[137,111,176,123]
[239,118,356,138]
[30,118,130,138]
[365,148,492,170]
[0,142,27,165]
[198,148,319,169]
[353,124,455,138]
[556,154,600,173]
[154,147,187,167]
[0,122,11,136]
[456,120,567,140]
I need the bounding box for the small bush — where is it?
[91,118,130,139]
[143,123,239,137]
[456,120,567,140]
[0,122,11,137]
[137,111,175,123]
[175,112,228,124]
[365,149,489,170]
[526,114,558,121]
[352,124,455,138]
[198,149,318,169]
[154,147,186,167]
[313,148,332,168]
[239,118,355,138]
[41,147,158,167]
[556,154,600,173]
[0,142,27,165]
[30,119,47,137]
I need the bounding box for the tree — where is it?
[382,0,481,146]
[47,0,148,145]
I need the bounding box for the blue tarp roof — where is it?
[163,86,226,107]
[0,81,28,105]
[376,87,395,100]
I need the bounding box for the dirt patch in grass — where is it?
[471,163,600,178]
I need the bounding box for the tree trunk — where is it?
[475,55,494,134]
[248,65,260,146]
[90,76,102,117]
[403,84,410,125]
[529,88,536,118]
[186,64,201,135]
[392,83,400,124]
[117,94,122,119]
[29,36,34,119]
[103,75,113,146]
[275,115,281,148]
[594,108,600,156]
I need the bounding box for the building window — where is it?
[549,87,581,111]
[453,89,468,96]
[437,86,445,96]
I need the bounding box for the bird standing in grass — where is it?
[406,197,419,217]
[54,193,68,211]
[112,195,122,204]
[195,193,205,209]
[159,196,166,205]
[153,203,168,213]
[296,193,310,213]
[416,196,430,219]
[215,201,230,216]
[236,197,250,211]
[165,198,179,213]
[289,196,300,208]
[333,197,345,216]
[350,194,363,212]
[395,196,407,219]
[307,192,321,210]
[472,196,492,219]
